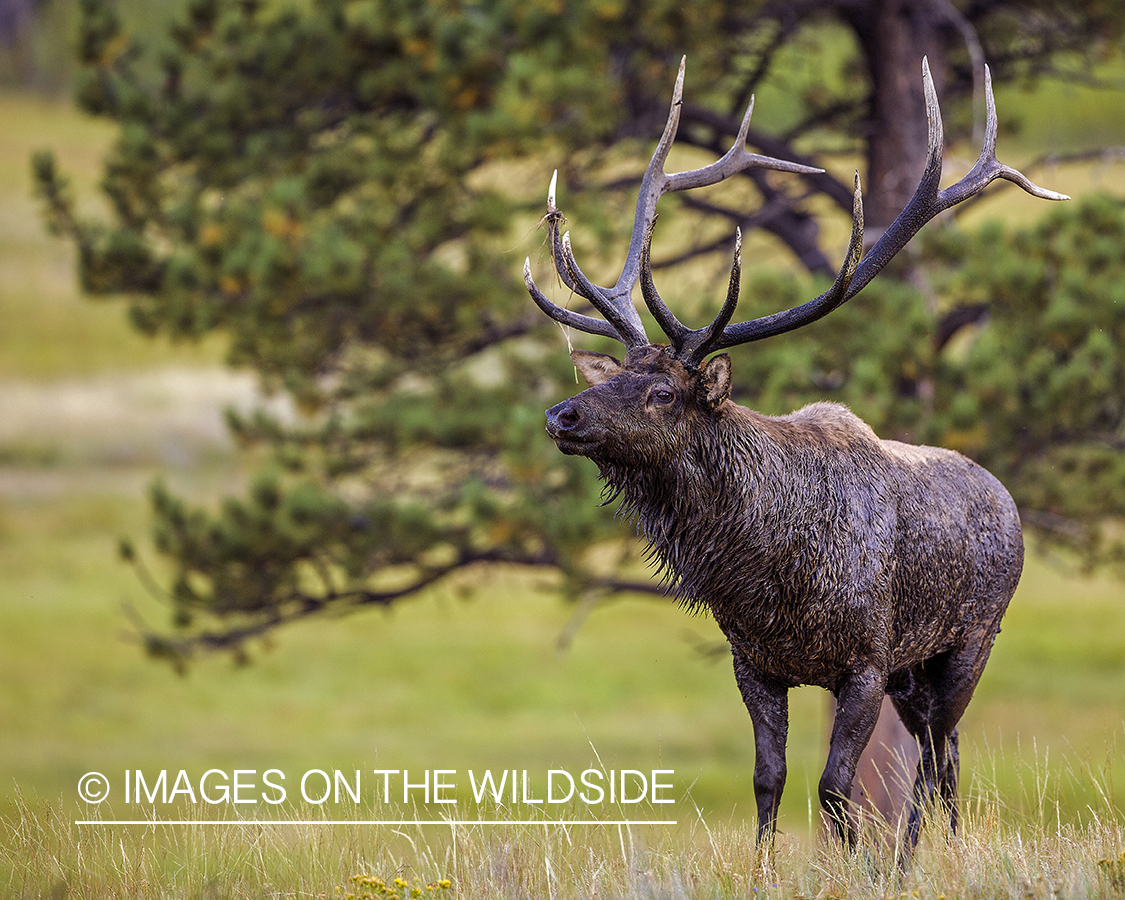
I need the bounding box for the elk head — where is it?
[526,57,1065,460]
[545,344,733,467]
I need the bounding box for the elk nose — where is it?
[546,400,583,433]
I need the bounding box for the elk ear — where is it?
[571,349,623,386]
[699,353,732,409]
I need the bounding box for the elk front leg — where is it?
[732,650,789,846]
[820,665,886,847]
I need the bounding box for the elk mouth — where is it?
[545,421,605,455]
[550,433,604,455]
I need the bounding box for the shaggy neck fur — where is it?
[598,403,781,613]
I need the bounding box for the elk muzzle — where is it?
[545,398,605,455]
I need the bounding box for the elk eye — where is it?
[650,387,675,405]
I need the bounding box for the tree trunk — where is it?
[838,0,956,837]
[852,0,951,236]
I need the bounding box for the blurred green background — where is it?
[1,0,1123,842]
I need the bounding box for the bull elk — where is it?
[524,58,1066,862]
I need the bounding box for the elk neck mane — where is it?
[596,398,889,613]
[595,400,785,610]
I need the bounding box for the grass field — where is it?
[0,77,1123,897]
[3,794,1125,899]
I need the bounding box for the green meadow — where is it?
[0,84,1123,896]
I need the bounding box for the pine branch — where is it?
[132,547,668,668]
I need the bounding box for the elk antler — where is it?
[525,57,1068,370]
[523,56,823,353]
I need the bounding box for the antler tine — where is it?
[619,59,824,347]
[560,231,650,345]
[539,57,693,349]
[934,63,1069,207]
[544,170,600,298]
[642,221,748,366]
[639,216,689,347]
[690,227,744,360]
[528,170,649,347]
[613,56,689,299]
[695,174,865,361]
[696,56,1067,356]
[523,258,622,342]
[544,169,578,292]
[846,58,1067,301]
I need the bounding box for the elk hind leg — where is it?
[892,646,985,865]
[940,727,960,830]
[900,724,958,858]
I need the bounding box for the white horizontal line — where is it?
[74,819,677,827]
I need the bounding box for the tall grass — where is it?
[3,770,1123,900]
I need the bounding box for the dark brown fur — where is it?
[546,344,1022,860]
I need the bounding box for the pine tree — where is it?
[33,0,1125,667]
